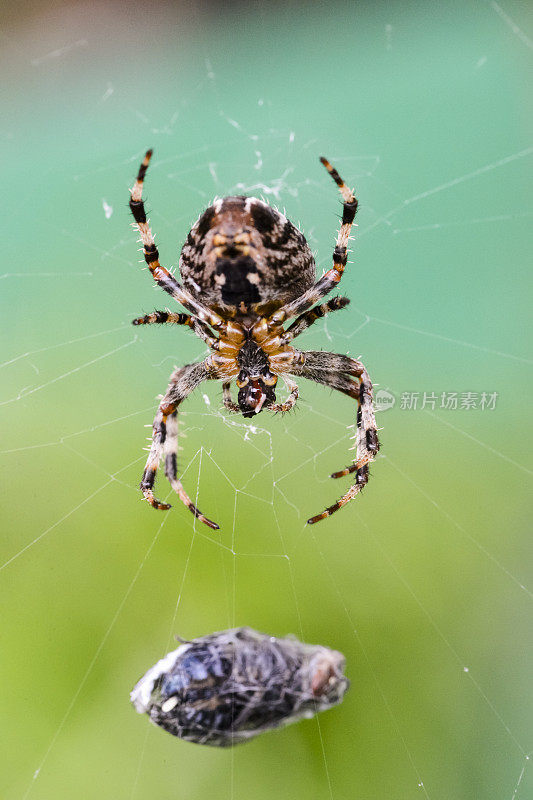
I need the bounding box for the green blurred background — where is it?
[1,1,532,798]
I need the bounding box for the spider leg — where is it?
[132,311,192,326]
[290,350,379,524]
[330,401,372,478]
[269,158,358,326]
[140,360,219,529]
[305,351,379,470]
[163,410,218,529]
[307,465,370,525]
[266,377,299,413]
[222,382,240,413]
[132,310,220,349]
[129,150,227,333]
[330,463,358,478]
[281,297,350,344]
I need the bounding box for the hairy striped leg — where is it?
[132,310,220,349]
[129,150,226,333]
[267,377,299,413]
[280,296,350,344]
[140,361,219,529]
[290,350,379,524]
[163,410,218,529]
[330,376,377,479]
[222,382,240,413]
[268,158,358,327]
[132,310,191,326]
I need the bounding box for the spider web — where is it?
[1,1,532,798]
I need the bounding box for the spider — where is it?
[129,149,379,529]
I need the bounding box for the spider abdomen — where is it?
[179,196,315,315]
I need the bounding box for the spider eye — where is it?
[262,374,278,387]
[236,373,249,389]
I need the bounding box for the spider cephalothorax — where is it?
[129,149,380,528]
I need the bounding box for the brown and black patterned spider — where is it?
[128,149,379,529]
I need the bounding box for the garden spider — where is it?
[129,150,379,528]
